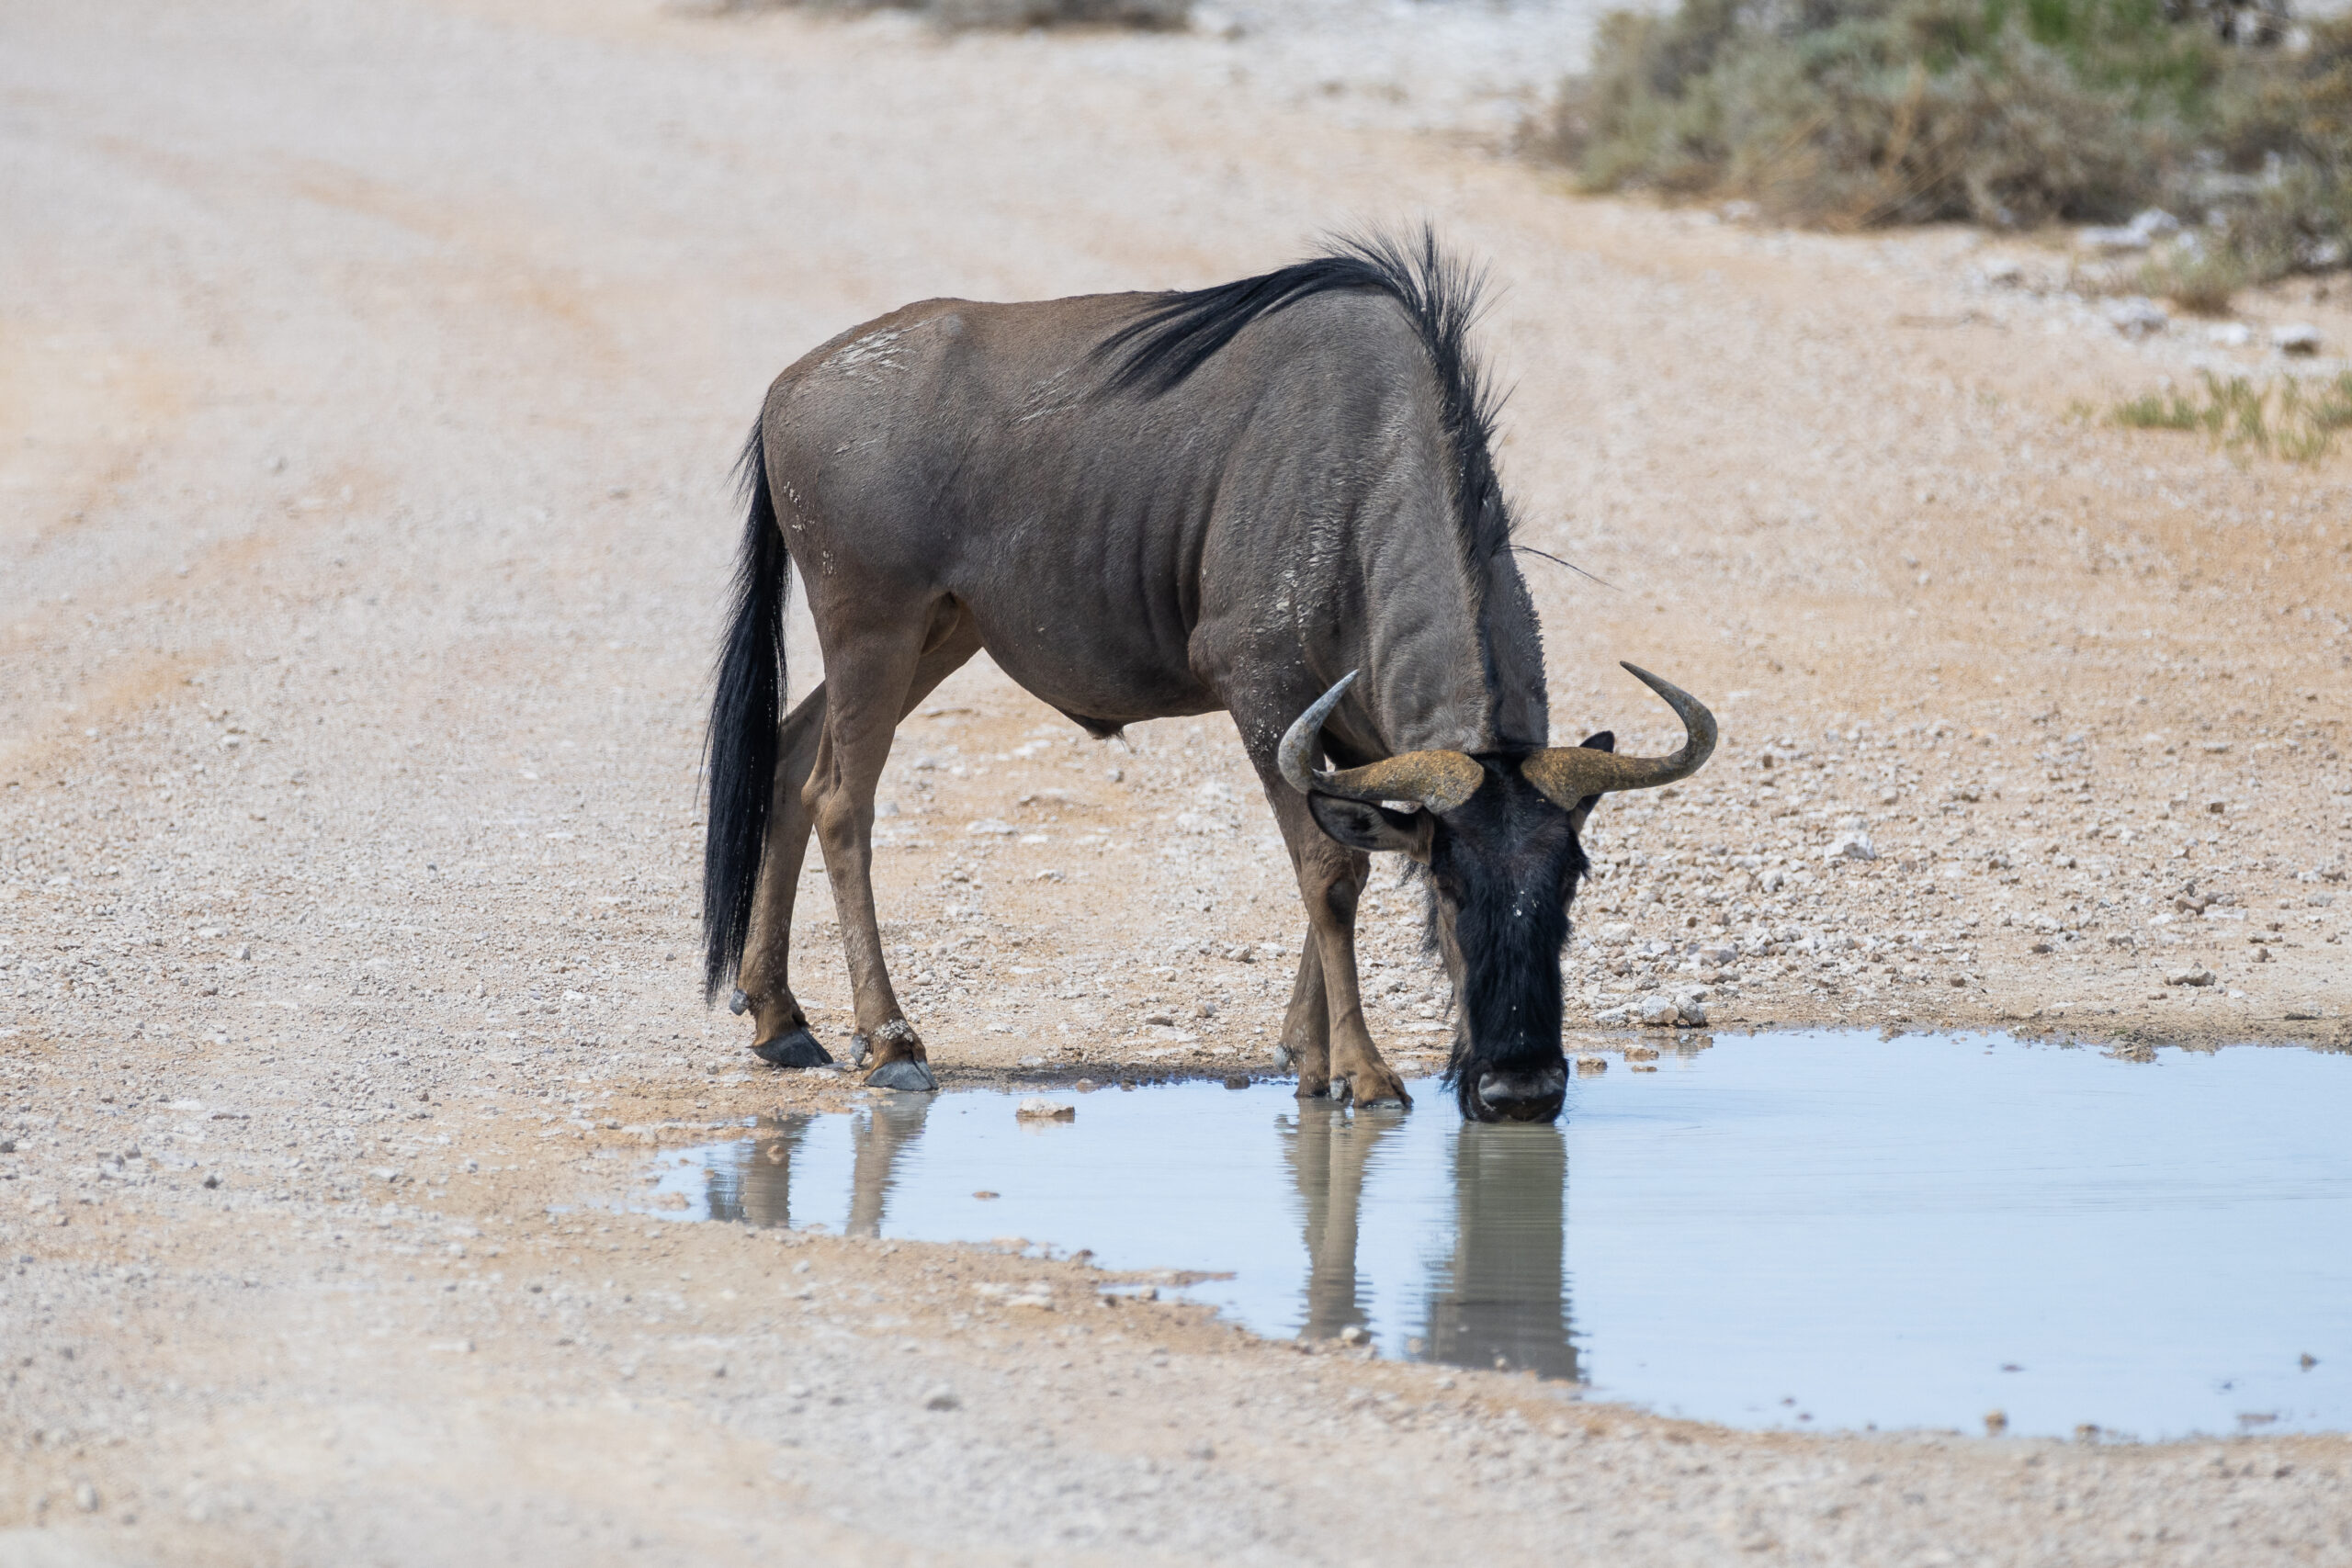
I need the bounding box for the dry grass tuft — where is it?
[2111,369,2352,459]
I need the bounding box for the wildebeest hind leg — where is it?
[803,604,979,1092]
[737,683,830,1068]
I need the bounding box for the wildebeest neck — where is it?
[1095,228,1549,759]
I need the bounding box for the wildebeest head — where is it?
[1281,663,1715,1123]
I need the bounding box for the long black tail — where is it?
[701,421,788,1003]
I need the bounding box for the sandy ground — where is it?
[6,0,2352,1562]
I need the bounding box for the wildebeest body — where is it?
[703,232,1713,1119]
[766,288,1536,760]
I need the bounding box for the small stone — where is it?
[1189,5,1243,37]
[1337,1325,1368,1346]
[2077,225,2150,254]
[2165,968,2217,987]
[0,1138,14,1154]
[1574,1055,1608,1075]
[1823,830,1877,863]
[1142,1012,1175,1027]
[2273,322,2322,355]
[234,944,253,961]
[2208,321,2253,347]
[1015,1099,1075,1122]
[1635,995,1681,1027]
[973,1190,1000,1200]
[2301,1352,2320,1370]
[1678,1000,1709,1028]
[202,1173,220,1190]
[2103,297,2168,337]
[924,1385,961,1411]
[1984,1409,2008,1437]
[1072,1078,1100,1093]
[1623,1043,1660,1062]
[74,1481,99,1513]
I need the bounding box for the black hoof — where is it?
[866,1058,938,1093]
[752,1028,833,1069]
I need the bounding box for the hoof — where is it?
[866,1057,938,1093]
[1336,1074,1412,1111]
[751,1028,833,1069]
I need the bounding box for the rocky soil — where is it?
[4,0,2350,1562]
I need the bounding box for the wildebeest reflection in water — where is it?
[1284,1103,1574,1379]
[694,1089,1576,1380]
[706,1096,935,1235]
[1421,1122,1576,1380]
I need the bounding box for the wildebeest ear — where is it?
[1568,731,1614,832]
[1307,795,1434,861]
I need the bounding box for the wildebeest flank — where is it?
[702,231,1714,1122]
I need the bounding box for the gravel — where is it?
[2,0,2347,1560]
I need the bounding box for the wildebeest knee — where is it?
[1314,874,1363,925]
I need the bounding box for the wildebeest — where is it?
[702,230,1714,1122]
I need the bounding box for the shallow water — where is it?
[642,1030,2352,1438]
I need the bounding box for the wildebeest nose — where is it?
[1476,1067,1567,1122]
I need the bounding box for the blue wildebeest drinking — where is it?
[701,231,1714,1122]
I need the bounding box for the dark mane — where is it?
[1095,227,1515,583]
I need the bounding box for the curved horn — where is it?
[1277,671,1486,814]
[1521,662,1717,808]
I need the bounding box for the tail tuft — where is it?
[701,422,788,1003]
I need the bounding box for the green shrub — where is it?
[2138,242,2251,311]
[1545,0,2352,278]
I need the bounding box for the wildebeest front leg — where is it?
[1273,944,1333,1092]
[735,683,831,1068]
[1266,788,1411,1109]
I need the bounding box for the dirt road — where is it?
[4,0,2349,1561]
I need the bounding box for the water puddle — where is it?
[640,1030,2351,1438]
